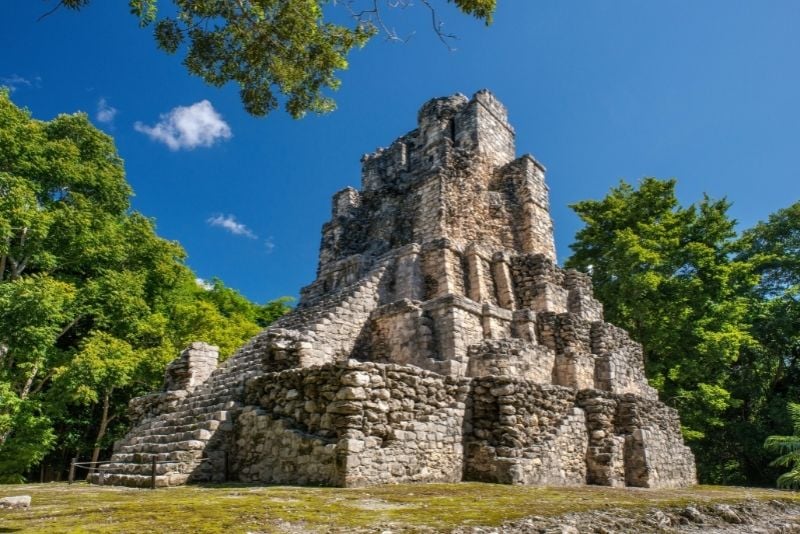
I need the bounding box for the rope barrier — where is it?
[68,455,221,489]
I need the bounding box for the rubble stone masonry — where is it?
[95,91,696,489]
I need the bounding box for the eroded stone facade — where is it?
[93,91,696,489]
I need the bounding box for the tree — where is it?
[168,278,292,359]
[45,0,497,117]
[0,381,54,483]
[764,402,800,489]
[0,90,291,481]
[727,201,800,485]
[738,201,800,297]
[0,275,75,479]
[565,178,756,482]
[54,332,139,466]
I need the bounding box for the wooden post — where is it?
[68,458,76,484]
[151,457,157,489]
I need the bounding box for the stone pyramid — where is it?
[93,91,696,488]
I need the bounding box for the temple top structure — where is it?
[312,90,556,299]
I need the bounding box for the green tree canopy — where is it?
[726,201,800,485]
[0,90,291,482]
[49,0,497,117]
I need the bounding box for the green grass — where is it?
[1,482,798,533]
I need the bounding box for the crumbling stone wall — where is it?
[565,270,603,322]
[617,394,697,488]
[316,91,556,279]
[467,339,554,383]
[464,378,588,485]
[578,392,628,487]
[366,300,435,369]
[576,390,697,489]
[537,312,596,390]
[236,361,468,487]
[591,322,658,400]
[164,342,219,391]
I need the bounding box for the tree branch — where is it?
[420,0,458,51]
[342,0,414,43]
[19,363,39,400]
[57,316,83,341]
[29,368,56,397]
[14,256,29,279]
[37,1,66,22]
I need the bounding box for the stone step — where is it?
[142,401,238,421]
[134,410,231,433]
[97,460,197,476]
[109,450,203,464]
[124,428,216,446]
[169,410,234,428]
[116,439,208,454]
[136,419,223,437]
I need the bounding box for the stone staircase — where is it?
[91,256,392,487]
[90,344,264,487]
[260,256,392,369]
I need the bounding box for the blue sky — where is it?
[2,1,798,304]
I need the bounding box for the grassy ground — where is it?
[0,482,798,533]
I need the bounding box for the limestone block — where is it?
[491,252,516,310]
[466,246,491,303]
[332,187,360,218]
[394,244,424,301]
[164,342,219,392]
[554,351,596,390]
[511,309,537,343]
[0,496,31,509]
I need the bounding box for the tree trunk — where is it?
[91,388,114,468]
[0,236,9,281]
[8,227,28,281]
[19,363,38,400]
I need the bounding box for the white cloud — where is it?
[134,100,232,150]
[195,277,214,291]
[96,98,117,124]
[207,214,257,239]
[1,74,33,92]
[264,236,276,254]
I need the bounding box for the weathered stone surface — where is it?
[164,343,219,392]
[94,90,696,489]
[453,500,800,533]
[0,495,31,509]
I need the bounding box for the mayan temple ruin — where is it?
[93,91,697,489]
